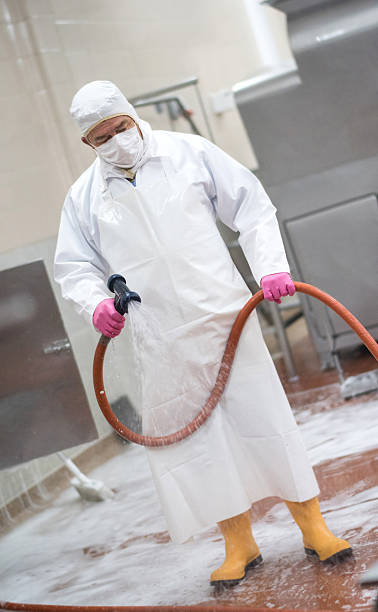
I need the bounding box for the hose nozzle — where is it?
[107,274,141,315]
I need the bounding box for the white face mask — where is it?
[96,126,144,168]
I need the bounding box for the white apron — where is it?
[97,157,319,543]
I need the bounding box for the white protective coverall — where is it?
[55,82,319,543]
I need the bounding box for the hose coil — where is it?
[93,282,378,447]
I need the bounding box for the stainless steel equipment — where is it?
[0,260,98,469]
[233,0,378,368]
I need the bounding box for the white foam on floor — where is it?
[296,398,378,465]
[0,398,377,608]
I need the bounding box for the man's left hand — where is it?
[260,272,296,304]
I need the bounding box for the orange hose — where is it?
[93,282,378,448]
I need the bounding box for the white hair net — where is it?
[70,80,153,173]
[70,80,139,136]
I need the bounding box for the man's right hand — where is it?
[93,298,125,337]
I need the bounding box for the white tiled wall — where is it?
[1,0,289,253]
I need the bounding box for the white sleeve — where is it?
[201,138,290,285]
[54,193,110,323]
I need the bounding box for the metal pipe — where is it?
[129,77,199,105]
[133,96,201,136]
[129,77,215,143]
[194,83,215,143]
[268,302,298,381]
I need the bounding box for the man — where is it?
[54,80,352,587]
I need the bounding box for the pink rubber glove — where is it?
[260,272,296,304]
[92,298,125,337]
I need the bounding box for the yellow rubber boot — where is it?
[285,497,353,562]
[210,510,262,587]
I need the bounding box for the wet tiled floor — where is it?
[0,323,377,611]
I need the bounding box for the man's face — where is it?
[82,115,141,148]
